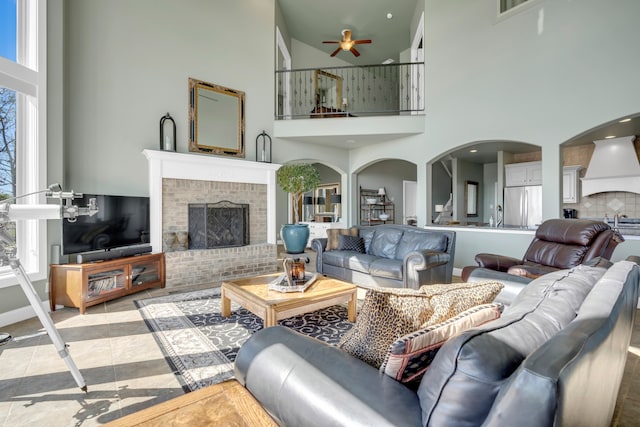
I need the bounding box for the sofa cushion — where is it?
[380,303,503,387]
[368,258,403,280]
[326,227,359,251]
[534,218,611,246]
[417,264,607,427]
[337,234,365,253]
[322,251,377,273]
[338,282,504,369]
[419,281,504,326]
[368,228,404,258]
[395,231,448,260]
[359,227,377,253]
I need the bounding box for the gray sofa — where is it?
[311,224,456,289]
[235,259,640,427]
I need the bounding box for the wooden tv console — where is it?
[50,252,165,314]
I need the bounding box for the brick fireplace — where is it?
[143,150,280,287]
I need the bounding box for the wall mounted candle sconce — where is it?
[160,113,176,151]
[255,130,272,163]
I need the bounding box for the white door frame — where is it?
[410,12,424,113]
[403,180,417,224]
[276,26,291,119]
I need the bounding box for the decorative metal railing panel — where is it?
[275,62,425,119]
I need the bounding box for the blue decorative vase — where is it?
[280,223,309,254]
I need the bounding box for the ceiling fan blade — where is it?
[353,39,372,45]
[350,47,360,57]
[322,40,340,44]
[330,47,342,57]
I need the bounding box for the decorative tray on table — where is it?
[268,272,319,293]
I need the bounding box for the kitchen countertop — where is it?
[425,219,640,239]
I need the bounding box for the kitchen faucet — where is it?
[614,212,628,230]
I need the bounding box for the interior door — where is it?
[403,180,417,224]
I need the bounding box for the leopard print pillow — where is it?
[338,282,504,369]
[338,288,434,368]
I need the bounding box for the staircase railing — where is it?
[275,62,425,120]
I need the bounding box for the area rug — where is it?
[135,287,354,392]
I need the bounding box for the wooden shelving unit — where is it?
[360,187,394,226]
[50,252,165,314]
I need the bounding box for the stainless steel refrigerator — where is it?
[504,186,543,228]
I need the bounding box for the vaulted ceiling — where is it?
[278,0,419,65]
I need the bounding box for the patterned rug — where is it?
[135,287,354,392]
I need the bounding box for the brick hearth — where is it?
[144,150,280,287]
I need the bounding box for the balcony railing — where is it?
[275,62,425,120]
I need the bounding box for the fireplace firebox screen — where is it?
[188,201,249,249]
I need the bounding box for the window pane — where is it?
[0,86,16,199]
[500,0,529,13]
[0,0,17,62]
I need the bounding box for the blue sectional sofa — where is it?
[235,259,640,427]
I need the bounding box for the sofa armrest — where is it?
[404,250,450,289]
[507,263,559,279]
[466,267,532,306]
[310,238,327,274]
[475,253,522,272]
[234,326,422,427]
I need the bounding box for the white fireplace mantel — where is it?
[143,149,281,252]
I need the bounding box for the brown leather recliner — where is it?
[461,219,624,282]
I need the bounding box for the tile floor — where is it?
[0,280,639,426]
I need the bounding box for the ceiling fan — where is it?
[322,29,371,57]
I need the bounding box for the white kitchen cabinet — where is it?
[563,165,583,204]
[300,222,345,247]
[505,161,542,186]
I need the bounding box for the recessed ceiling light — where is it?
[470,149,478,153]
[605,135,616,139]
[386,12,393,19]
[346,139,356,144]
[382,58,394,64]
[619,118,631,123]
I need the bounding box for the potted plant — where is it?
[276,163,321,253]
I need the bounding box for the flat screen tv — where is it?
[62,194,150,256]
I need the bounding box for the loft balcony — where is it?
[274,62,425,147]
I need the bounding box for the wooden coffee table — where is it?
[105,379,276,426]
[221,273,357,327]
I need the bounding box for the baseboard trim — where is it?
[453,267,462,278]
[0,300,51,329]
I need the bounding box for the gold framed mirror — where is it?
[314,70,342,110]
[188,77,245,157]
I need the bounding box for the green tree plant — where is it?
[276,163,321,224]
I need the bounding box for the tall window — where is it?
[0,0,48,286]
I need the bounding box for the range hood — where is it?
[581,135,640,196]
